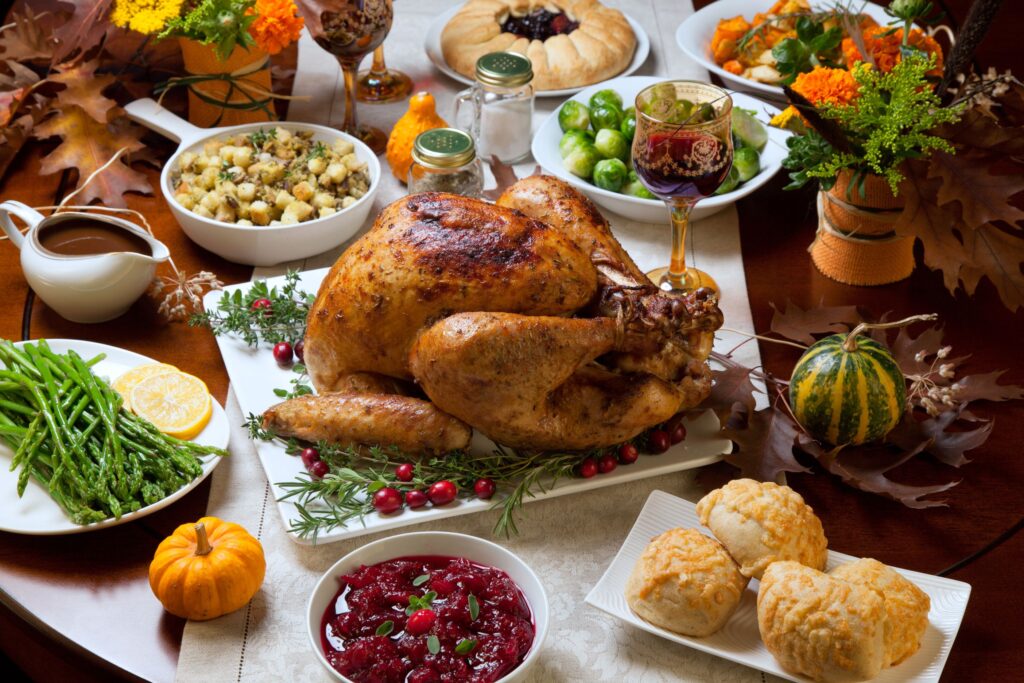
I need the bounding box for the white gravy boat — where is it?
[0,202,170,323]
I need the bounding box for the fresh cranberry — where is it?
[294,338,305,361]
[395,463,415,482]
[250,298,272,313]
[405,490,429,508]
[372,487,403,514]
[670,422,687,444]
[618,443,639,464]
[308,460,329,479]
[598,453,618,473]
[578,457,598,478]
[300,447,320,469]
[428,480,458,506]
[272,341,293,366]
[474,478,496,500]
[648,429,671,454]
[405,608,436,635]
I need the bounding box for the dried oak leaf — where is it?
[723,403,812,482]
[50,60,117,123]
[957,222,1024,309]
[0,8,56,63]
[33,106,150,207]
[51,0,112,65]
[889,322,945,376]
[928,149,1024,230]
[884,410,991,468]
[699,363,758,426]
[954,370,1024,404]
[769,300,863,345]
[481,156,520,201]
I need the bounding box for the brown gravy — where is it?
[38,219,151,257]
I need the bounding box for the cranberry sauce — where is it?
[320,555,535,683]
[501,10,578,41]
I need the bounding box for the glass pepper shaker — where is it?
[407,128,485,197]
[453,52,535,164]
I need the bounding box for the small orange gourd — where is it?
[149,517,266,621]
[385,91,448,183]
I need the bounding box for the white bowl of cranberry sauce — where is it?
[307,531,550,683]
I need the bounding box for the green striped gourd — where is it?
[789,333,905,446]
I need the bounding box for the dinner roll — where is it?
[625,528,748,637]
[831,558,930,667]
[696,478,828,579]
[758,561,887,683]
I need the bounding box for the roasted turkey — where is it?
[263,176,723,452]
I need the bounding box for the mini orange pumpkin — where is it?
[149,516,266,620]
[385,91,448,183]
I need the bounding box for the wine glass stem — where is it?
[369,46,388,77]
[668,201,694,290]
[340,59,359,133]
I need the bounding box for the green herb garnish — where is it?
[468,594,479,621]
[405,591,437,615]
[455,639,477,655]
[191,270,313,348]
[413,574,431,587]
[375,620,394,636]
[427,635,441,655]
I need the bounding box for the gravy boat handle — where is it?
[0,201,45,250]
[124,98,204,146]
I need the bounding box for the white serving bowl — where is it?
[675,0,892,102]
[531,76,789,224]
[125,98,380,266]
[307,531,549,683]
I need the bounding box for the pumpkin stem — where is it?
[194,521,213,556]
[841,313,939,352]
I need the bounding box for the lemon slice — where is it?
[130,372,213,440]
[112,363,179,410]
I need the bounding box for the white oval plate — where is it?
[531,75,789,224]
[424,4,650,97]
[676,0,894,102]
[0,339,229,535]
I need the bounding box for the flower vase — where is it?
[810,169,915,286]
[179,38,275,128]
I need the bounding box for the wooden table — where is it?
[1,1,1022,681]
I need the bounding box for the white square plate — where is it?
[585,490,971,682]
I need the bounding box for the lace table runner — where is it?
[176,1,776,680]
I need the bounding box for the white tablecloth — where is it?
[176,1,776,681]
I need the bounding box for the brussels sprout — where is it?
[732,108,768,151]
[734,146,761,182]
[594,128,629,161]
[593,158,629,192]
[624,106,636,119]
[713,165,740,195]
[558,100,591,133]
[620,114,636,142]
[590,104,624,131]
[559,129,593,159]
[589,89,624,112]
[622,178,657,199]
[563,142,601,179]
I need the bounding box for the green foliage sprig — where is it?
[783,53,964,194]
[160,0,258,61]
[190,270,313,347]
[772,16,844,85]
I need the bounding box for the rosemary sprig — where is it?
[190,270,314,347]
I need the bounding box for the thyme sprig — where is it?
[190,270,313,347]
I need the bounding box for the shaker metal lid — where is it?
[475,52,533,88]
[412,128,477,168]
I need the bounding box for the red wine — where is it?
[634,131,733,200]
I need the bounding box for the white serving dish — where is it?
[531,76,789,224]
[124,98,381,267]
[0,339,229,535]
[307,531,549,682]
[424,4,650,97]
[676,0,893,102]
[206,268,733,545]
[586,490,972,683]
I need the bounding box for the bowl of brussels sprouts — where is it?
[531,76,790,224]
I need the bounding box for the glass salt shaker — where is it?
[407,128,485,198]
[453,52,534,164]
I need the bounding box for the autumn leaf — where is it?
[928,149,1024,229]
[957,222,1024,310]
[769,300,863,345]
[897,166,972,293]
[889,322,945,376]
[954,370,1024,404]
[0,8,56,63]
[482,156,520,201]
[50,60,117,123]
[33,106,150,207]
[723,403,812,482]
[51,0,112,65]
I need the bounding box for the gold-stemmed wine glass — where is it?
[632,81,734,295]
[298,0,394,154]
[357,45,413,102]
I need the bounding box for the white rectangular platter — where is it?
[207,268,733,545]
[585,490,972,683]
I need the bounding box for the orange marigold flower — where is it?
[791,66,860,108]
[248,0,304,55]
[841,27,944,76]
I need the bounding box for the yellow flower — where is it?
[247,0,304,55]
[111,0,184,35]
